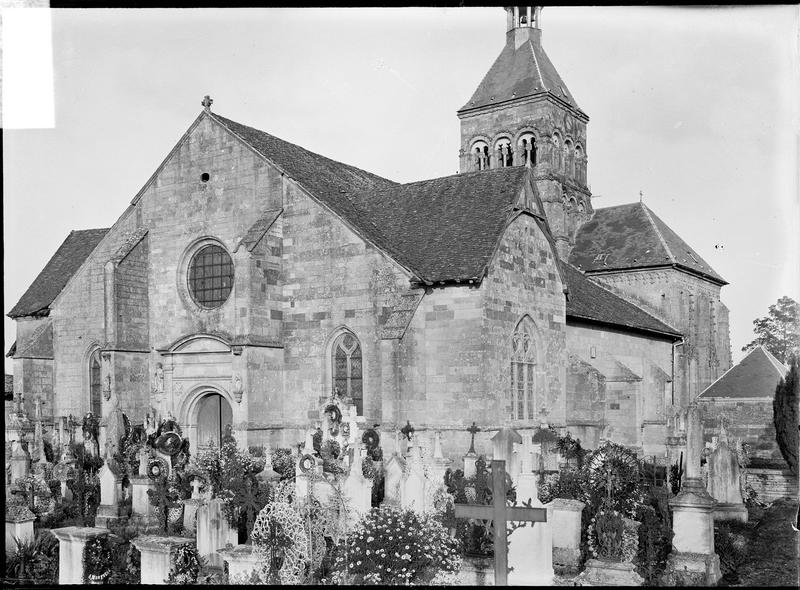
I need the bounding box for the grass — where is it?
[729,498,799,587]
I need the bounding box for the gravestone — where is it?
[95,462,125,528]
[382,452,406,508]
[401,446,427,513]
[429,430,453,485]
[132,536,196,584]
[550,498,585,573]
[51,527,111,584]
[508,434,554,586]
[6,505,36,557]
[10,439,30,482]
[663,404,721,585]
[182,478,203,535]
[196,497,237,568]
[342,445,372,526]
[218,544,261,581]
[454,459,547,586]
[491,428,522,481]
[706,424,747,523]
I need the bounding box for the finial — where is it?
[639,190,644,203]
[201,95,213,112]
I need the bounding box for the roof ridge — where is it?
[395,166,523,189]
[639,202,675,262]
[528,39,546,91]
[757,345,790,374]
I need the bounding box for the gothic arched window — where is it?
[89,348,102,417]
[564,139,574,176]
[332,332,363,415]
[510,318,537,420]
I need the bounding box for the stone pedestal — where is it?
[129,475,159,529]
[182,498,201,535]
[551,498,585,573]
[95,463,125,528]
[342,449,373,527]
[196,498,237,568]
[51,526,111,584]
[664,478,722,586]
[577,558,644,586]
[463,452,478,478]
[401,448,427,513]
[6,506,36,556]
[382,453,406,508]
[132,535,195,585]
[507,472,553,586]
[457,555,494,586]
[218,544,261,581]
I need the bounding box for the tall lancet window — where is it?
[510,317,536,420]
[89,348,102,417]
[332,332,363,415]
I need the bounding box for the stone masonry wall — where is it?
[115,235,149,351]
[698,398,785,465]
[566,321,673,454]
[588,269,731,412]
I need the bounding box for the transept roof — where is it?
[569,202,726,285]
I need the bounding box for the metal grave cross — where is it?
[454,459,547,585]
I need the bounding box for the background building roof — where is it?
[698,345,788,399]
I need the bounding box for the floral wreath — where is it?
[251,501,309,584]
[299,454,316,473]
[587,509,639,562]
[147,456,169,481]
[361,428,380,450]
[324,404,342,424]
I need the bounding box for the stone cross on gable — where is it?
[454,459,547,586]
[201,95,213,111]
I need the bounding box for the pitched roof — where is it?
[562,262,682,339]
[459,31,582,114]
[698,346,788,399]
[357,167,530,283]
[8,228,110,318]
[569,202,726,285]
[213,112,532,283]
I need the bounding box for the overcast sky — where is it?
[4,6,799,376]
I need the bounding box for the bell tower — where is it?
[457,6,593,260]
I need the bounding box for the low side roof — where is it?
[570,202,726,285]
[8,228,110,319]
[562,262,682,340]
[698,346,788,399]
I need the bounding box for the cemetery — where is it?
[4,386,797,586]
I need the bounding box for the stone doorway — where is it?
[195,391,233,450]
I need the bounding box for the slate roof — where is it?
[570,202,726,285]
[698,346,788,399]
[459,32,582,114]
[358,167,530,283]
[8,228,110,318]
[562,262,681,339]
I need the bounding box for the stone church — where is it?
[7,7,731,462]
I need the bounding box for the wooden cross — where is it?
[454,459,547,586]
[467,422,481,455]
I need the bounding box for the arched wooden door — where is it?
[195,392,233,449]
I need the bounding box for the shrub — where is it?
[271,447,296,481]
[538,466,587,504]
[635,496,673,584]
[5,530,59,584]
[332,506,461,585]
[715,521,749,583]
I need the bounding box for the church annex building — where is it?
[7,8,731,462]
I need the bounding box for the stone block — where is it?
[550,497,584,573]
[218,544,261,581]
[196,498,238,568]
[456,555,494,586]
[6,506,36,556]
[132,535,195,585]
[577,558,644,586]
[51,526,111,584]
